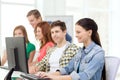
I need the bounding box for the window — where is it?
[1,0,35,4]
[0,0,35,56]
[66,0,109,55]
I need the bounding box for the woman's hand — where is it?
[29,66,36,74]
[35,71,48,78]
[29,65,39,74]
[35,72,60,80]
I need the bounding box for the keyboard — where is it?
[20,73,51,80]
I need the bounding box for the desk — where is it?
[0,67,50,80]
[0,68,9,79]
[0,67,23,80]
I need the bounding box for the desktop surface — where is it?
[0,67,9,79]
[0,67,51,80]
[0,67,24,80]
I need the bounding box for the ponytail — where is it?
[92,32,101,47]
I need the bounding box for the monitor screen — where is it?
[5,37,28,73]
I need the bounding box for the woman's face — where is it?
[36,27,43,40]
[75,24,91,43]
[14,29,24,37]
[51,26,66,44]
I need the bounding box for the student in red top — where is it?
[31,21,54,65]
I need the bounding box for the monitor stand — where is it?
[4,67,14,80]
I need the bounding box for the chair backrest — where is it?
[105,56,120,80]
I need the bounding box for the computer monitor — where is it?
[5,37,28,73]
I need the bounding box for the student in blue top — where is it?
[36,18,105,80]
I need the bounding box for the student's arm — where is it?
[37,71,72,80]
[1,50,7,66]
[27,43,36,66]
[55,75,72,80]
[49,75,72,80]
[51,71,72,80]
[29,53,49,74]
[28,50,35,65]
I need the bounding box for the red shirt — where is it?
[37,42,54,61]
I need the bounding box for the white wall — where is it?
[109,0,120,57]
[38,0,120,58]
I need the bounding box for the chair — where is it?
[105,56,120,80]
